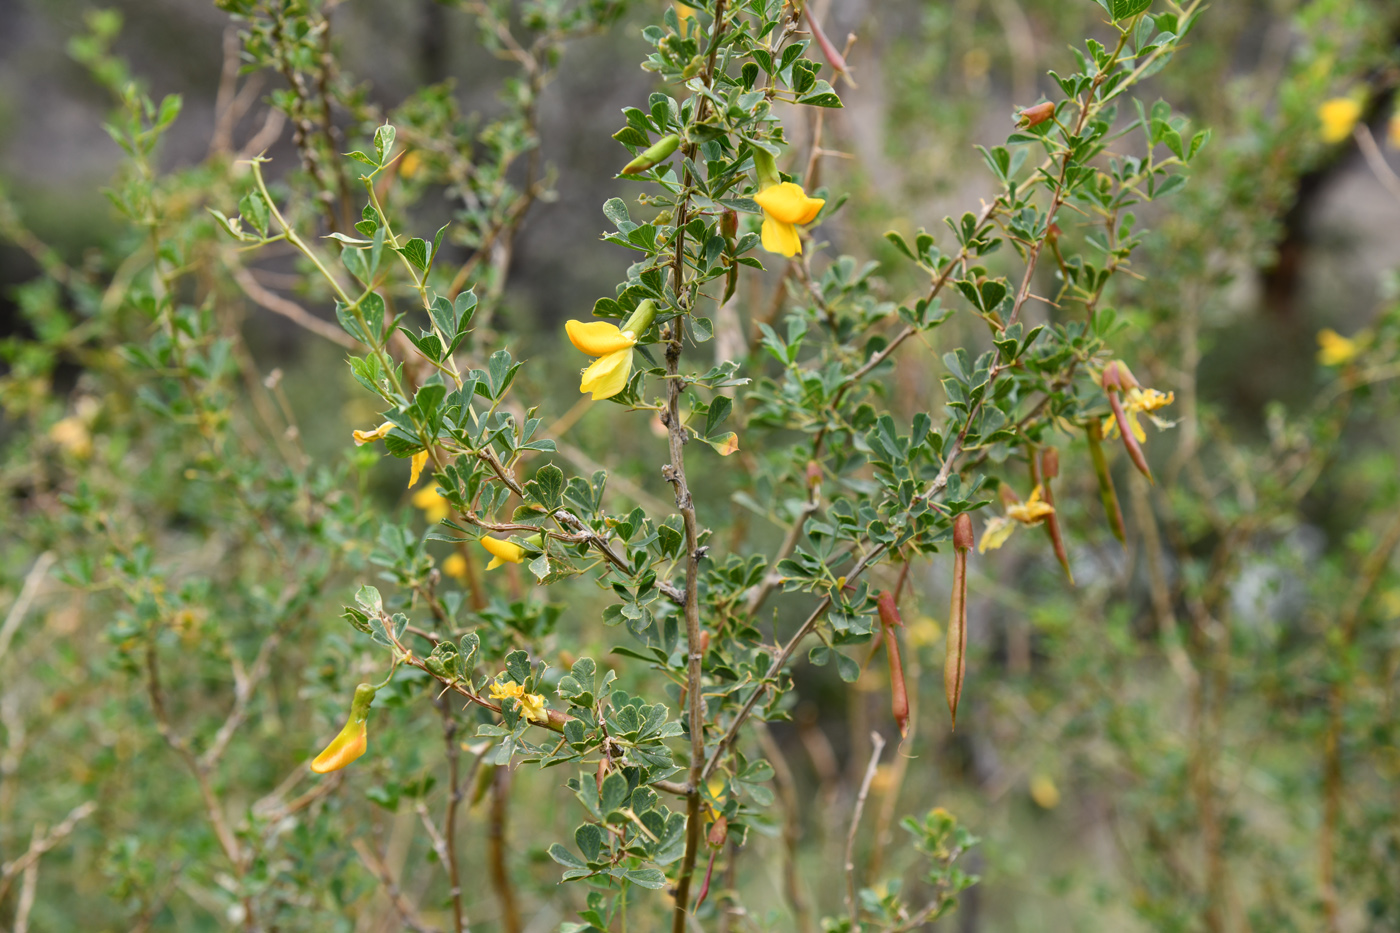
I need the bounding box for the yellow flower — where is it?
[978,516,1016,553]
[353,421,393,446]
[565,302,656,401]
[1318,97,1361,144]
[442,553,468,580]
[1317,328,1360,366]
[1102,386,1176,443]
[409,450,430,488]
[1389,111,1400,150]
[311,683,377,774]
[413,486,451,524]
[49,417,92,458]
[1029,774,1060,809]
[488,679,549,722]
[567,320,637,401]
[480,535,526,570]
[400,150,422,178]
[753,182,825,258]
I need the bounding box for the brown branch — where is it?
[844,731,886,929]
[228,263,361,349]
[489,767,522,933]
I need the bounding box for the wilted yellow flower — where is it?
[1318,97,1361,144]
[49,416,92,458]
[409,450,429,488]
[442,553,468,580]
[979,486,1056,553]
[1029,773,1060,809]
[1317,328,1360,366]
[311,683,377,774]
[480,535,526,570]
[488,679,550,722]
[413,486,451,524]
[353,421,393,446]
[1006,485,1055,525]
[753,182,825,258]
[1102,386,1176,443]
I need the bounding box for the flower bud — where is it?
[707,814,729,848]
[621,134,681,174]
[311,683,377,774]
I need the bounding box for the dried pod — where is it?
[1018,101,1056,128]
[946,514,973,728]
[1034,447,1074,584]
[877,591,910,738]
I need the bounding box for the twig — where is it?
[0,801,96,905]
[489,767,523,933]
[228,263,361,350]
[1353,123,1400,204]
[0,551,55,663]
[844,731,886,929]
[351,838,442,933]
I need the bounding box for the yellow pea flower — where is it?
[413,486,451,524]
[488,679,550,722]
[1318,97,1362,144]
[565,301,656,401]
[311,683,377,774]
[1029,773,1060,809]
[353,422,393,446]
[1317,328,1360,366]
[480,535,526,570]
[1101,386,1176,443]
[754,182,825,258]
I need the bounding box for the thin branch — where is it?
[352,838,442,933]
[228,263,361,350]
[844,731,886,929]
[0,551,55,664]
[0,801,96,905]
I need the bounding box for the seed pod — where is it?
[720,208,738,241]
[1034,447,1074,584]
[1087,421,1128,545]
[804,5,852,83]
[621,134,681,174]
[945,514,973,729]
[877,591,910,738]
[1018,101,1056,128]
[1106,385,1154,483]
[707,814,729,848]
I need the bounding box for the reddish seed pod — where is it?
[1018,101,1056,128]
[877,591,910,738]
[707,815,729,848]
[953,513,974,552]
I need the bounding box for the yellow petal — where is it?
[311,719,367,773]
[753,182,824,225]
[761,215,802,257]
[413,487,451,524]
[1318,98,1361,144]
[480,536,525,569]
[1128,410,1147,444]
[579,348,634,400]
[566,320,636,356]
[409,450,429,488]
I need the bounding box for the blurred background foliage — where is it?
[2,0,1400,930]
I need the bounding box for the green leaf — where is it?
[835,651,860,683]
[603,198,632,228]
[1110,0,1152,19]
[398,237,428,272]
[374,123,397,164]
[625,868,667,889]
[797,80,843,108]
[548,843,585,869]
[575,823,604,862]
[238,190,270,237]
